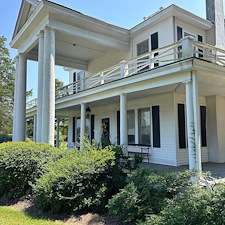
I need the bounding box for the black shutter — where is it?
[200,106,207,147]
[177,26,183,58]
[117,111,120,145]
[72,117,76,142]
[178,104,186,148]
[152,106,160,147]
[198,35,203,58]
[91,114,95,140]
[151,32,159,67]
[177,26,183,41]
[151,32,158,50]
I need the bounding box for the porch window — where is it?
[138,108,151,145]
[127,110,135,144]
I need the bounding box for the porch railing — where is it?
[26,36,225,109]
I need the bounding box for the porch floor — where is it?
[140,162,225,178]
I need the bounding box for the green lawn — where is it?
[0,207,71,225]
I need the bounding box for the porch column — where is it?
[56,118,60,147]
[13,53,27,142]
[41,27,55,145]
[185,80,195,170]
[36,31,44,142]
[192,71,202,171]
[120,93,128,153]
[80,103,86,148]
[33,114,37,142]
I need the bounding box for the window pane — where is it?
[138,108,151,145]
[137,39,149,56]
[127,110,135,144]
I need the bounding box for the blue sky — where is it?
[0,0,218,100]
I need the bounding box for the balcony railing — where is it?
[26,36,225,109]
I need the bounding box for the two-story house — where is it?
[11,0,225,170]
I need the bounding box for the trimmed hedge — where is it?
[0,134,12,143]
[0,142,64,198]
[33,147,116,213]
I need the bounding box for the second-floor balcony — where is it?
[26,36,225,110]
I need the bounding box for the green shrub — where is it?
[0,142,64,198]
[108,168,193,223]
[33,147,116,213]
[0,134,12,143]
[146,185,225,225]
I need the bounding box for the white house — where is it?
[11,0,225,170]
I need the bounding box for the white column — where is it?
[13,57,19,139]
[120,93,128,154]
[185,80,196,170]
[13,53,27,142]
[192,71,202,171]
[80,103,86,138]
[33,114,37,142]
[56,118,60,147]
[36,31,44,142]
[41,28,55,145]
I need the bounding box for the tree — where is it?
[0,36,15,134]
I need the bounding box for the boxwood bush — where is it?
[33,147,116,213]
[140,185,225,225]
[108,168,193,223]
[0,142,64,198]
[0,134,12,143]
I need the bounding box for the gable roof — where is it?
[13,0,40,39]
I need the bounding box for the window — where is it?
[137,39,149,72]
[138,108,151,145]
[127,110,135,144]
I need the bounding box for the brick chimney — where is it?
[206,0,225,48]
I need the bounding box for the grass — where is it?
[0,206,71,225]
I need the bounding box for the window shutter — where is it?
[178,104,186,148]
[72,117,76,142]
[117,111,120,145]
[177,27,183,58]
[200,106,207,147]
[198,35,203,58]
[151,32,159,67]
[91,114,95,140]
[151,32,158,50]
[152,106,160,147]
[177,26,183,41]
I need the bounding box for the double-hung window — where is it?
[138,108,151,146]
[127,110,135,144]
[137,39,149,72]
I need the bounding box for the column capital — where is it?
[43,26,55,32]
[38,30,44,38]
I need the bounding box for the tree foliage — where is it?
[0,36,15,134]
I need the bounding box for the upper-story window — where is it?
[177,26,203,58]
[136,32,159,71]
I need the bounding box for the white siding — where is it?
[175,92,208,166]
[175,19,206,42]
[132,17,174,58]
[69,93,177,166]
